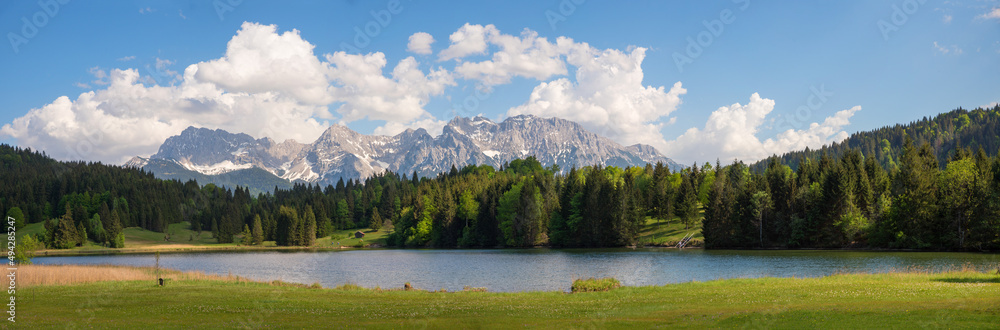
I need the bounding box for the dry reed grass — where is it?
[830,262,1000,276]
[18,264,256,287]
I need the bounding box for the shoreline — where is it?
[29,244,1000,258]
[32,244,368,257]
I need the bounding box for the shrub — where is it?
[571,277,621,293]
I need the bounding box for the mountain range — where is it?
[125,115,682,193]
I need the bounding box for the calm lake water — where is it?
[34,249,1000,292]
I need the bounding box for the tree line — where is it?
[1,144,705,249]
[706,138,1000,250]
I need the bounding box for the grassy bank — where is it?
[15,265,1000,328]
[638,216,703,247]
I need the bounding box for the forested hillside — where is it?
[2,145,703,249]
[702,105,1000,250]
[751,105,1000,172]
[709,140,1000,250]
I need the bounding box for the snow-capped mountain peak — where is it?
[130,117,682,189]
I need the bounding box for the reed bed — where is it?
[17,264,255,287]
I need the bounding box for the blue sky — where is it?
[1,0,997,165]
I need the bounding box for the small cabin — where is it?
[354,231,365,239]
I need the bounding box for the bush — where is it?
[571,277,621,293]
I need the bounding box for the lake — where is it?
[34,249,1000,292]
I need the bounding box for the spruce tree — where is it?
[370,207,383,232]
[303,206,317,246]
[241,224,252,246]
[251,215,263,245]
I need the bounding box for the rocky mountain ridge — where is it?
[126,115,682,189]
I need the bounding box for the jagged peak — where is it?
[505,114,538,121]
[471,115,495,123]
[318,123,360,140]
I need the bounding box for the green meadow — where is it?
[17,267,1000,328]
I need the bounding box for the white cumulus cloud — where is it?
[195,22,335,105]
[507,45,686,153]
[979,8,1000,20]
[0,67,330,164]
[327,52,455,129]
[454,27,568,86]
[2,22,454,164]
[407,32,435,54]
[438,23,498,61]
[661,93,861,164]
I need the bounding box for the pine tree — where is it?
[675,173,699,229]
[109,210,125,248]
[241,224,253,246]
[275,206,300,246]
[53,212,77,249]
[76,221,88,247]
[303,205,317,246]
[890,138,940,248]
[251,215,263,245]
[370,207,383,232]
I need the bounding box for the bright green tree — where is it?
[240,224,253,246]
[370,207,383,232]
[251,215,264,245]
[6,207,25,229]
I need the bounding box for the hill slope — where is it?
[752,105,1000,171]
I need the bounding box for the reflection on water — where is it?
[34,249,1000,292]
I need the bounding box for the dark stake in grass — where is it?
[155,252,162,286]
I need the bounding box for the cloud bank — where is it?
[2,22,452,164]
[3,22,860,167]
[661,93,861,164]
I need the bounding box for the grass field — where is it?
[123,222,223,247]
[638,216,703,246]
[15,265,1000,328]
[14,222,44,241]
[316,228,390,248]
